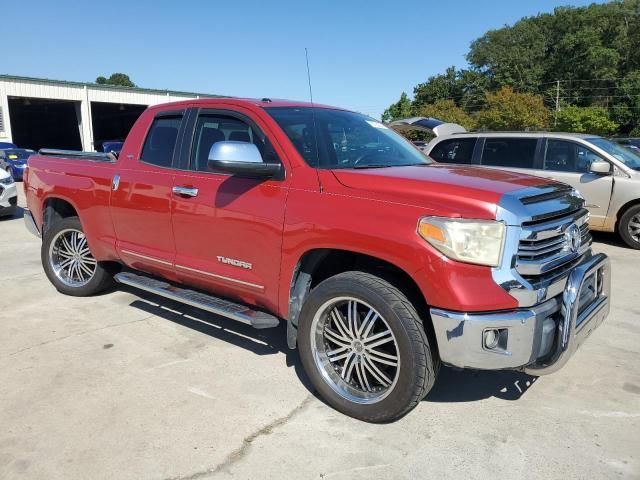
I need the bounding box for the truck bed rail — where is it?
[38,149,116,163]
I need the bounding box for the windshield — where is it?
[265,107,431,169]
[586,137,640,171]
[3,149,31,160]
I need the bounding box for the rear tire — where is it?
[297,271,438,422]
[41,216,115,296]
[618,205,640,249]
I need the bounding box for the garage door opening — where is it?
[91,102,146,152]
[8,97,82,151]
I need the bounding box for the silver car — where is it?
[421,129,640,249]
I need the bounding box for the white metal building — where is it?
[0,75,221,152]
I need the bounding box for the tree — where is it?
[412,67,489,112]
[384,0,640,135]
[95,73,136,87]
[415,100,476,130]
[555,106,618,135]
[381,92,413,122]
[476,87,550,130]
[467,16,549,92]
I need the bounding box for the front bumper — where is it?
[0,181,17,216]
[430,253,610,375]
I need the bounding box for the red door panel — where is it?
[171,171,288,312]
[110,165,177,280]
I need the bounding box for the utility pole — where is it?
[554,80,560,127]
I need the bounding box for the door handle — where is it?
[112,174,120,191]
[172,186,199,198]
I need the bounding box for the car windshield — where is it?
[265,107,431,169]
[587,137,640,170]
[3,149,31,160]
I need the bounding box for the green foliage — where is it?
[381,92,413,122]
[385,0,640,136]
[95,73,136,87]
[415,100,476,130]
[555,106,619,135]
[477,87,550,130]
[413,67,489,111]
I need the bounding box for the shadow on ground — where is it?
[591,231,627,249]
[126,286,537,405]
[124,287,314,393]
[425,366,537,403]
[0,205,24,221]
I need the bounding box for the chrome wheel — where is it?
[628,213,640,242]
[48,228,97,287]
[310,297,400,404]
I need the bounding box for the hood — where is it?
[330,164,560,220]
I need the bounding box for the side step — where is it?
[114,272,280,329]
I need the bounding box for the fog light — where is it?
[484,329,499,349]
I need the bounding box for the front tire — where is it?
[41,216,115,296]
[618,205,640,249]
[298,271,438,422]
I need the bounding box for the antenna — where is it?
[305,48,314,106]
[305,48,322,183]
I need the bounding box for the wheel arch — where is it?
[41,196,81,234]
[286,248,434,351]
[615,198,640,232]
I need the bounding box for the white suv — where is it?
[421,127,640,249]
[0,169,17,217]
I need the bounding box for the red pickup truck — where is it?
[24,98,611,422]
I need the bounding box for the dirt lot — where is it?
[1,185,639,480]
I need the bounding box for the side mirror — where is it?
[207,141,281,178]
[589,160,611,175]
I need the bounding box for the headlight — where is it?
[418,217,505,267]
[0,176,14,186]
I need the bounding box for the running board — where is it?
[114,272,280,329]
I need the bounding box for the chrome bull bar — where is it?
[524,253,610,375]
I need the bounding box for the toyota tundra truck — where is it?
[23,98,611,422]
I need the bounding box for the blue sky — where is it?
[3,0,604,118]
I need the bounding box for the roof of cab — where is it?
[448,131,598,139]
[147,97,348,112]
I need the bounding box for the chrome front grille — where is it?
[516,208,591,278]
[494,184,594,308]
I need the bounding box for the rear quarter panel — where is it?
[25,156,120,261]
[605,172,640,232]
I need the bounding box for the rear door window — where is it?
[430,138,476,164]
[140,115,183,168]
[481,138,537,169]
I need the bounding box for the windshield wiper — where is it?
[352,163,395,169]
[352,163,425,169]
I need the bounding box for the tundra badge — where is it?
[217,256,253,270]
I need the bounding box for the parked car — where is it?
[423,129,640,249]
[0,142,17,150]
[613,137,640,154]
[101,140,124,155]
[0,169,17,217]
[412,141,429,153]
[0,148,34,181]
[23,99,611,422]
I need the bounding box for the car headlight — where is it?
[0,176,14,186]
[418,217,506,267]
